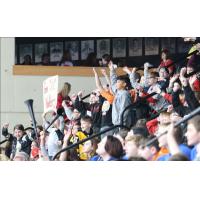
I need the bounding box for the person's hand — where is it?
[77,91,83,98]
[173,82,181,92]
[153,85,161,94]
[93,67,97,75]
[108,61,114,70]
[122,66,131,74]
[40,131,46,141]
[57,141,63,146]
[179,67,188,87]
[63,130,72,143]
[41,112,47,120]
[167,105,173,113]
[3,123,9,129]
[170,74,179,84]
[132,67,137,73]
[167,123,177,139]
[100,68,107,76]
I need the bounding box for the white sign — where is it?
[43,75,58,112]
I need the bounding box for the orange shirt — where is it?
[100,90,114,104]
[152,147,169,161]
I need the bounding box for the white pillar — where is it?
[0,38,15,140]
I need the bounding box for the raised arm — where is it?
[180,67,200,111]
[100,68,111,87]
[92,67,104,92]
[167,124,182,156]
[59,130,72,161]
[109,61,117,94]
[62,100,73,120]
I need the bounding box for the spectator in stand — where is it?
[85,52,98,66]
[142,66,170,112]
[109,62,134,127]
[22,54,32,65]
[42,112,64,160]
[68,116,94,160]
[40,53,50,66]
[99,54,112,67]
[156,124,191,161]
[2,124,34,160]
[123,134,144,160]
[57,82,72,110]
[82,138,99,160]
[159,49,174,76]
[92,67,114,137]
[91,135,124,161]
[74,90,102,134]
[138,135,161,161]
[58,50,73,66]
[167,115,200,161]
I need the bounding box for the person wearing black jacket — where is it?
[172,68,200,117]
[74,91,102,134]
[2,124,35,160]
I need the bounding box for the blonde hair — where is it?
[59,82,71,98]
[125,135,144,147]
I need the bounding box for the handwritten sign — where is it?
[43,75,58,112]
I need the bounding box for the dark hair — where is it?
[116,75,131,90]
[115,129,129,140]
[90,138,100,156]
[60,50,72,64]
[131,127,149,138]
[14,124,25,131]
[173,126,184,144]
[159,67,169,74]
[161,49,170,59]
[146,135,160,152]
[67,148,80,161]
[149,72,159,79]
[105,135,123,158]
[168,153,189,161]
[81,115,93,124]
[86,52,97,66]
[36,125,43,132]
[42,53,49,60]
[102,54,111,63]
[134,72,141,83]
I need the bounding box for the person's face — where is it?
[72,125,79,136]
[148,76,157,86]
[138,146,153,160]
[96,137,107,156]
[43,56,50,64]
[81,120,91,132]
[89,93,98,104]
[72,109,80,120]
[31,141,37,150]
[187,66,194,74]
[116,80,126,90]
[159,68,168,79]
[186,124,200,146]
[83,140,93,153]
[173,82,181,91]
[14,129,23,139]
[124,141,138,158]
[161,52,167,60]
[102,58,107,65]
[170,112,182,123]
[158,114,170,125]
